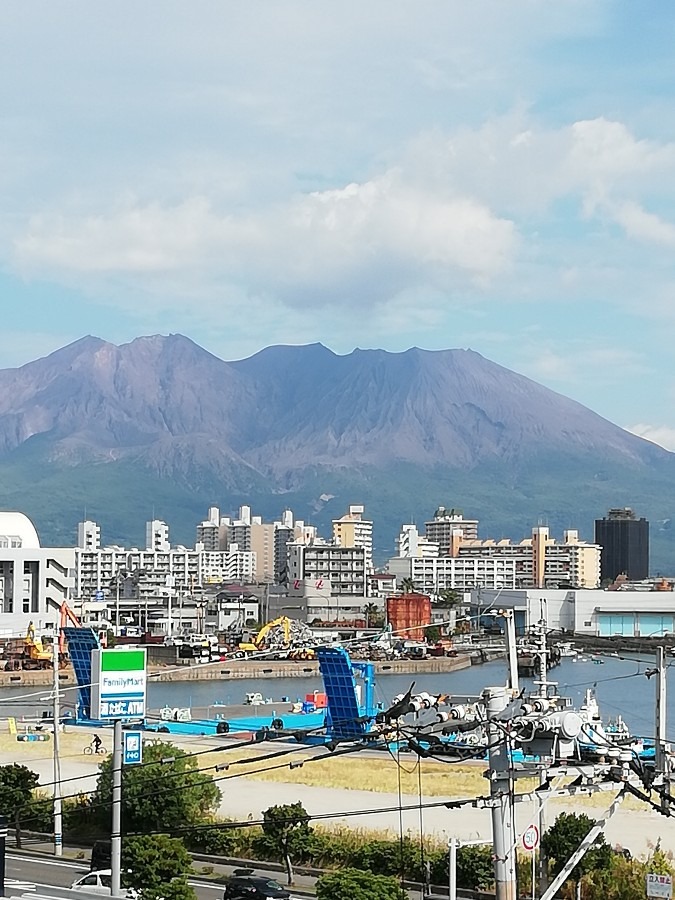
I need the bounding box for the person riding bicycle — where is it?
[91,734,103,753]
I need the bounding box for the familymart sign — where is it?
[91,648,147,721]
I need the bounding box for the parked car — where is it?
[223,874,293,899]
[90,840,111,871]
[71,869,137,898]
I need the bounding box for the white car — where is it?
[71,869,137,898]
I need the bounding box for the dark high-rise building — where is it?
[594,508,649,582]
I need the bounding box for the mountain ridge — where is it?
[0,334,672,568]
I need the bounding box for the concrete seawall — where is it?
[0,651,475,687]
[150,653,474,682]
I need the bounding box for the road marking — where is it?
[7,856,83,870]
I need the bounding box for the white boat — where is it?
[556,641,578,658]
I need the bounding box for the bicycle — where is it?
[83,743,107,755]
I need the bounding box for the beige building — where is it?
[391,523,601,591]
[251,522,275,582]
[425,507,479,554]
[332,504,373,573]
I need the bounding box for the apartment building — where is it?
[391,523,601,590]
[77,520,101,552]
[287,542,367,596]
[332,504,373,573]
[425,507,479,554]
[397,524,439,558]
[388,554,516,592]
[74,545,256,602]
[0,512,74,637]
[146,519,170,552]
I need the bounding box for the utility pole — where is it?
[52,644,62,857]
[656,646,670,815]
[448,836,457,900]
[111,720,123,897]
[485,685,518,900]
[502,611,519,695]
[0,815,7,898]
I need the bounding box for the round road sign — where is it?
[522,824,540,851]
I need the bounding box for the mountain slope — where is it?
[0,335,673,568]
[229,344,667,470]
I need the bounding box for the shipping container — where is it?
[386,594,432,642]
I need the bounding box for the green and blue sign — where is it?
[91,648,147,721]
[123,730,143,765]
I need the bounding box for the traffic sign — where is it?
[95,590,105,601]
[522,824,539,851]
[647,873,673,899]
[123,730,143,765]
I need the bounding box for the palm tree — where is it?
[399,577,417,594]
[363,603,379,628]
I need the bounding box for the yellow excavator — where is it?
[238,615,315,659]
[23,622,54,669]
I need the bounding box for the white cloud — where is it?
[626,424,675,452]
[607,200,675,248]
[13,171,517,308]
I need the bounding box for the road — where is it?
[6,852,228,900]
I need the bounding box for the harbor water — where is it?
[0,652,669,739]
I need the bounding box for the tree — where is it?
[261,803,312,885]
[584,848,675,900]
[92,741,221,834]
[316,868,407,900]
[436,588,461,608]
[0,764,39,848]
[121,834,195,900]
[541,813,612,898]
[363,603,383,628]
[349,836,421,880]
[399,578,417,593]
[456,845,494,890]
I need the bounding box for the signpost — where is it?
[90,648,147,720]
[123,730,143,766]
[522,823,540,900]
[647,873,673,899]
[91,648,147,896]
[95,590,105,602]
[522,824,540,852]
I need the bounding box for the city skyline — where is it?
[2,4,675,446]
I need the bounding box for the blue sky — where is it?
[2,2,675,446]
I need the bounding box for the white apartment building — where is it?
[332,504,373,573]
[77,520,101,552]
[397,524,440,558]
[288,542,367,597]
[0,512,74,638]
[146,519,170,552]
[388,554,516,593]
[74,546,256,602]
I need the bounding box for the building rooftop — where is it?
[0,511,40,548]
